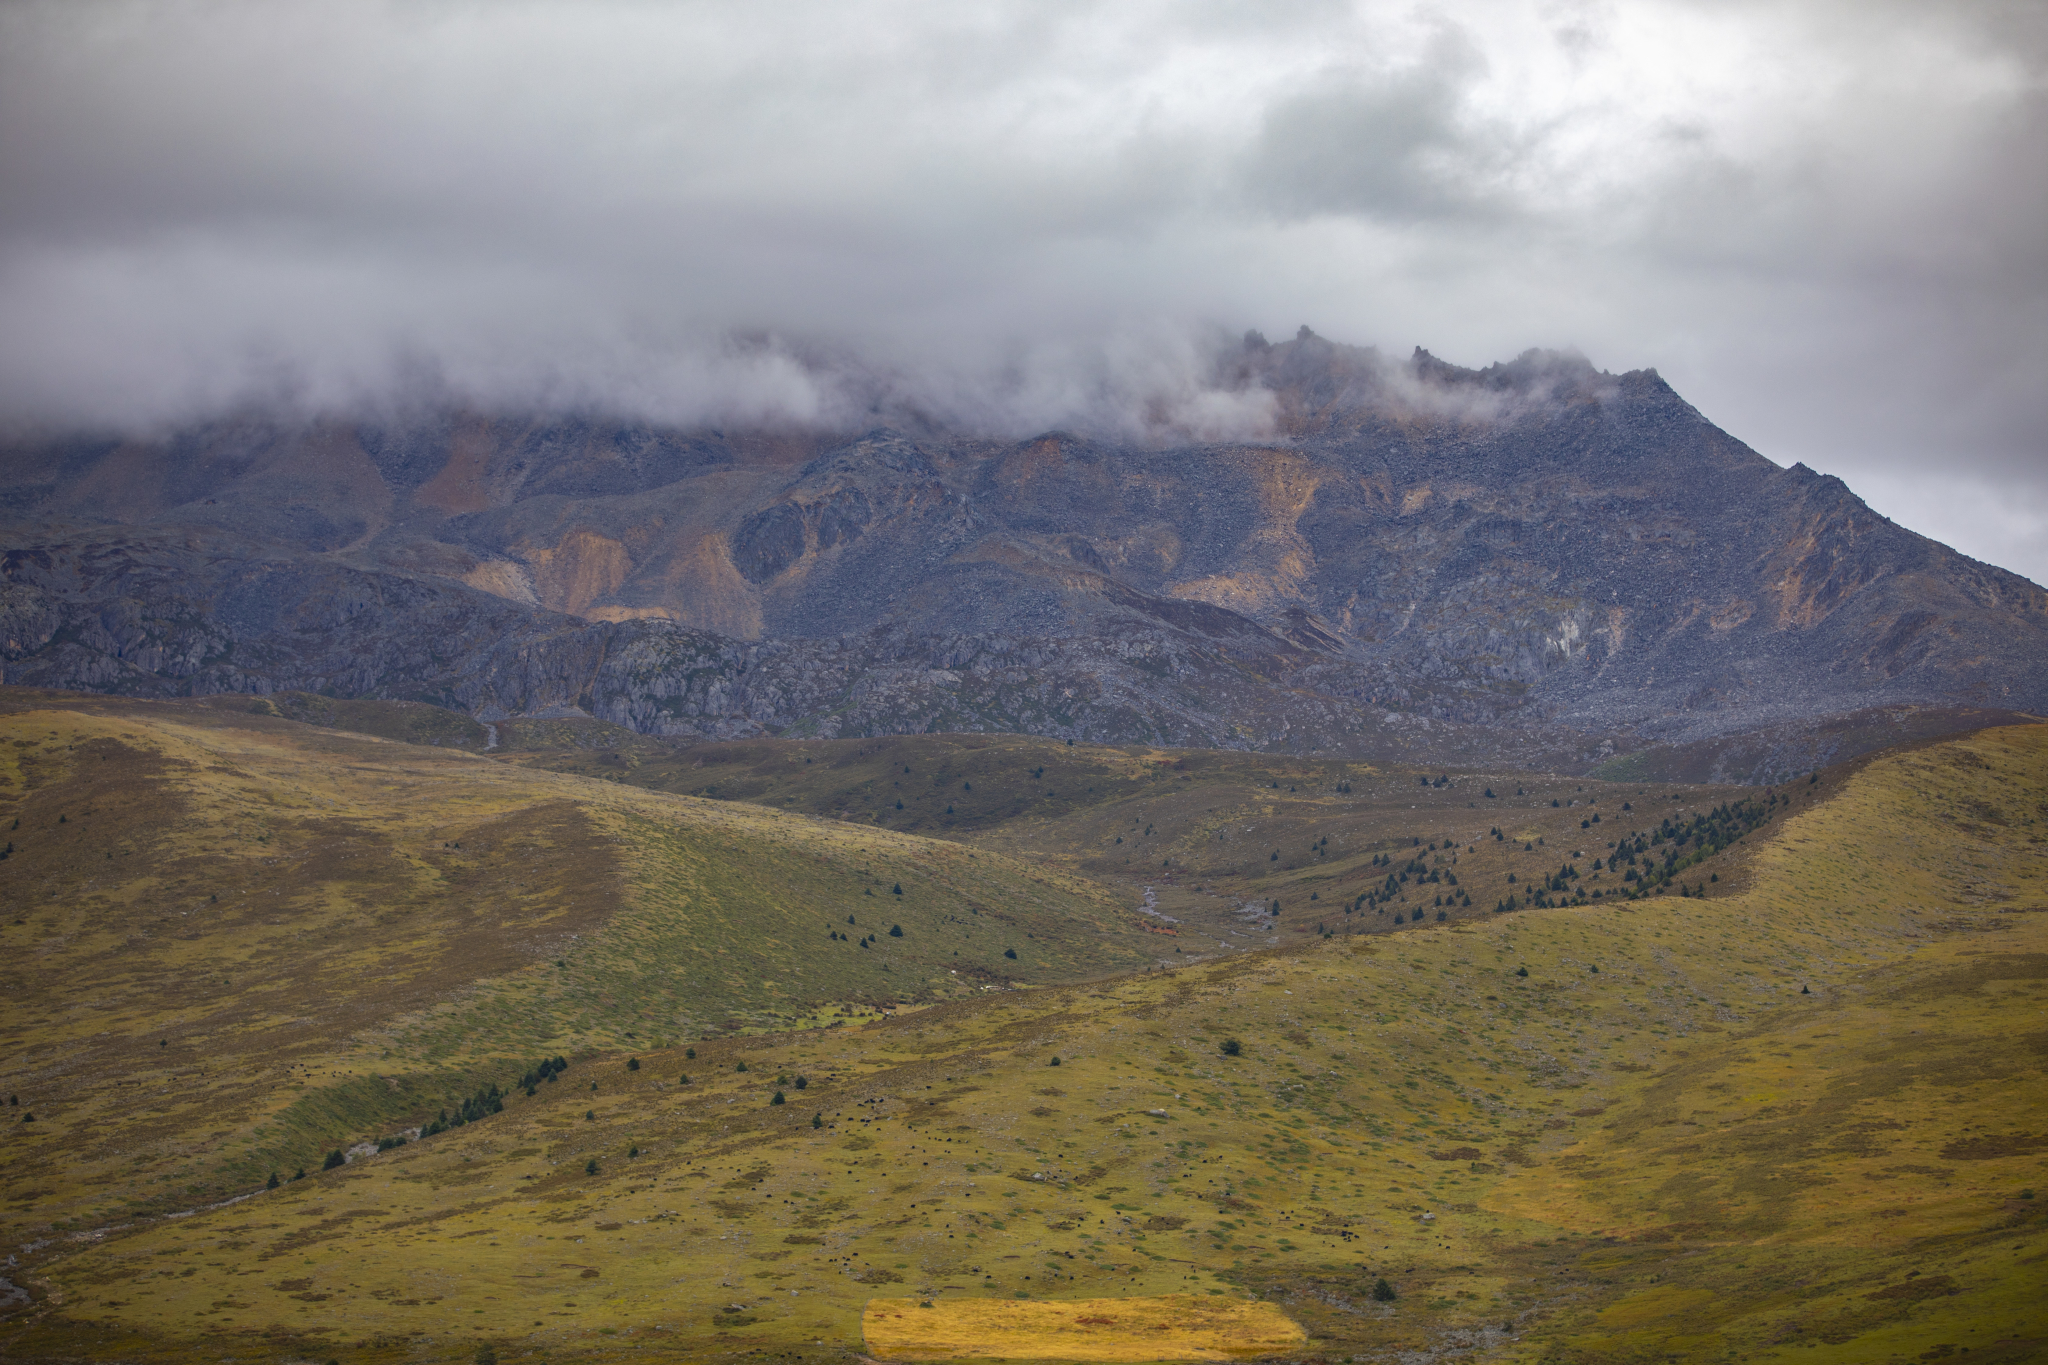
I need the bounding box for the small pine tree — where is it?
[585,1159,598,1175]
[1220,1038,1242,1057]
[627,1057,639,1071]
[736,1061,748,1072]
[1515,966,1528,978]
[292,1168,306,1181]
[889,924,903,937]
[771,1090,786,1105]
[794,1075,808,1089]
[323,1149,346,1170]
[812,1113,823,1129]
[1372,1278,1397,1302]
[679,1073,690,1084]
[1048,1056,1061,1067]
[266,1171,280,1190]
[1004,947,1018,959]
[685,1046,696,1059]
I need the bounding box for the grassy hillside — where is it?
[5,716,2040,1363]
[0,691,1155,1245]
[492,724,1825,954]
[244,699,1813,963]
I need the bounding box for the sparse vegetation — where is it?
[3,693,2043,1364]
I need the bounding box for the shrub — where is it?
[266,1171,280,1190]
[1049,1056,1061,1067]
[812,1113,824,1129]
[1373,1278,1397,1302]
[794,1075,808,1089]
[323,1149,346,1171]
[685,1047,696,1059]
[1004,948,1017,960]
[627,1057,640,1071]
[1515,966,1529,978]
[1220,1038,1242,1057]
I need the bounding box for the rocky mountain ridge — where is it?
[3,333,2042,775]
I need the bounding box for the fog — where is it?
[2,0,2043,580]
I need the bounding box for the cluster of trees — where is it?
[1352,850,1460,916]
[304,1054,577,1182]
[519,1055,570,1093]
[1606,797,1779,895]
[1494,861,1584,912]
[420,1082,506,1137]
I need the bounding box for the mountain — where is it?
[3,333,2042,774]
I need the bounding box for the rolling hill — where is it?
[1,689,2041,1363]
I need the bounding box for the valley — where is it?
[0,690,2041,1362]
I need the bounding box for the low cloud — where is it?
[1,0,2042,578]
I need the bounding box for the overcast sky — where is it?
[2,0,2044,582]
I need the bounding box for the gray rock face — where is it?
[3,335,2043,764]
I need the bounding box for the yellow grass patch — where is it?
[862,1294,1305,1361]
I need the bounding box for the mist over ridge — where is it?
[4,328,2042,784]
[3,0,2044,578]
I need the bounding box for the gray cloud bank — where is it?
[2,0,2044,580]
